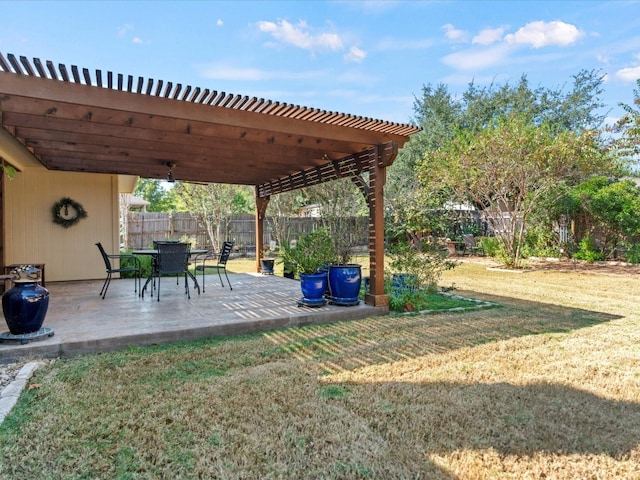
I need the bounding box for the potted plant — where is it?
[326,218,363,306]
[278,245,297,280]
[259,246,277,275]
[281,229,336,307]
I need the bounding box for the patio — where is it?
[0,273,387,363]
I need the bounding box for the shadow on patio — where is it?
[0,274,386,363]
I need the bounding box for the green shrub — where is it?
[280,228,336,274]
[387,242,457,291]
[573,236,604,262]
[523,225,561,257]
[622,243,640,264]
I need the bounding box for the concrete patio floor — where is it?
[0,273,387,364]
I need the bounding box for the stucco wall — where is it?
[4,169,119,282]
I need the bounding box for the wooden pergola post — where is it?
[364,145,390,307]
[255,191,270,272]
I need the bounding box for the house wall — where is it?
[4,168,120,282]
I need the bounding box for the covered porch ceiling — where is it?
[0,53,420,195]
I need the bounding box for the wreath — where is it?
[52,197,88,228]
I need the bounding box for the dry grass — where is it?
[0,259,639,479]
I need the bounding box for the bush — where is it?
[387,242,457,291]
[280,228,336,274]
[622,243,640,264]
[573,236,604,262]
[523,225,561,258]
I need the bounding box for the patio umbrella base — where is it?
[0,327,55,345]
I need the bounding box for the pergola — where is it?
[0,53,419,306]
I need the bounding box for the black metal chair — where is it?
[195,241,234,292]
[95,242,141,299]
[149,242,194,301]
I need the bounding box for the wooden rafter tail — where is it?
[377,140,398,167]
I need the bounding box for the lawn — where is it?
[0,260,638,479]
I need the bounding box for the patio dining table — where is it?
[133,248,208,297]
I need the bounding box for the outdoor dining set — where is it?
[96,241,234,301]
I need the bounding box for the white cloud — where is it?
[257,19,343,52]
[132,37,143,44]
[441,43,512,71]
[116,24,134,38]
[344,46,366,63]
[472,27,506,46]
[442,23,468,43]
[216,19,223,27]
[615,65,640,83]
[505,20,583,48]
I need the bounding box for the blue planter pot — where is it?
[2,281,50,335]
[392,273,418,291]
[298,272,328,307]
[328,264,362,306]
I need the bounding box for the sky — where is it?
[2,1,640,126]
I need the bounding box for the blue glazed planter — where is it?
[299,272,328,306]
[2,282,50,335]
[392,273,418,291]
[328,264,362,306]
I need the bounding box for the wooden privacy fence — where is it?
[126,212,368,255]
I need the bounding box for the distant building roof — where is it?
[123,194,150,210]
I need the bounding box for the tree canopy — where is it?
[388,69,622,267]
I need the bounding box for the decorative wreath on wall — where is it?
[52,197,88,228]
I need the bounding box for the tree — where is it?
[388,70,608,248]
[266,190,304,249]
[386,84,460,245]
[567,177,640,259]
[418,114,609,268]
[133,179,176,212]
[172,183,253,251]
[613,78,640,171]
[305,178,368,264]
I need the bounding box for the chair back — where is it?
[462,234,476,249]
[156,242,190,275]
[95,242,112,270]
[218,241,234,266]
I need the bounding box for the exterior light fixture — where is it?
[166,162,176,183]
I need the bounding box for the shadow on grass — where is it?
[263,293,621,374]
[338,379,640,459]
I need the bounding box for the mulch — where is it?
[458,256,640,276]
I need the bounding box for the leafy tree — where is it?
[418,114,609,268]
[133,178,176,212]
[567,176,640,259]
[172,182,253,251]
[388,70,608,247]
[266,190,305,249]
[387,84,460,245]
[613,78,640,171]
[305,178,368,264]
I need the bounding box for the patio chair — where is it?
[151,242,193,301]
[95,242,141,299]
[195,241,234,292]
[462,234,483,256]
